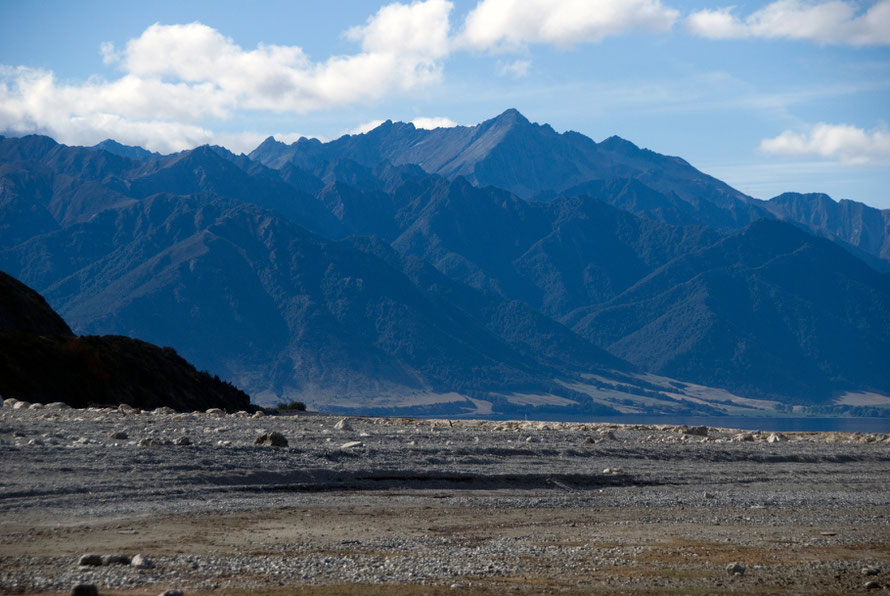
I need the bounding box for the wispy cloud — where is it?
[760,123,890,164]
[496,59,531,78]
[687,0,890,46]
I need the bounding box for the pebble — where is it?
[254,432,288,447]
[78,554,103,566]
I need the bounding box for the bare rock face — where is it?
[254,432,288,447]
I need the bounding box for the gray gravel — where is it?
[1,401,889,594]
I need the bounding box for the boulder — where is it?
[78,554,103,566]
[726,562,746,576]
[334,418,353,431]
[131,553,154,569]
[104,554,131,565]
[71,584,99,596]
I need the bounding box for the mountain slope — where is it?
[1,187,625,410]
[764,192,890,269]
[567,220,890,401]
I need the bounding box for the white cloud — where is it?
[411,116,458,129]
[0,1,454,152]
[347,115,457,136]
[460,0,678,51]
[687,0,890,46]
[496,59,531,78]
[760,123,890,164]
[348,119,387,135]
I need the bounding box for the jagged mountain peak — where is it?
[93,139,162,161]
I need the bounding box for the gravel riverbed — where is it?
[1,400,889,594]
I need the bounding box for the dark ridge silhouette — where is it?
[0,270,251,411]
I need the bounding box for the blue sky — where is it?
[1,0,888,207]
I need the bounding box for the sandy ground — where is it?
[1,401,889,594]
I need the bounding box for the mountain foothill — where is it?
[1,109,887,415]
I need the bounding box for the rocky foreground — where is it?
[1,399,889,595]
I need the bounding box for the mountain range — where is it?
[1,109,888,415]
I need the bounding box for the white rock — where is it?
[132,553,154,569]
[205,408,224,417]
[28,402,44,409]
[13,400,29,409]
[252,411,265,418]
[340,441,363,449]
[334,418,352,431]
[767,433,786,443]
